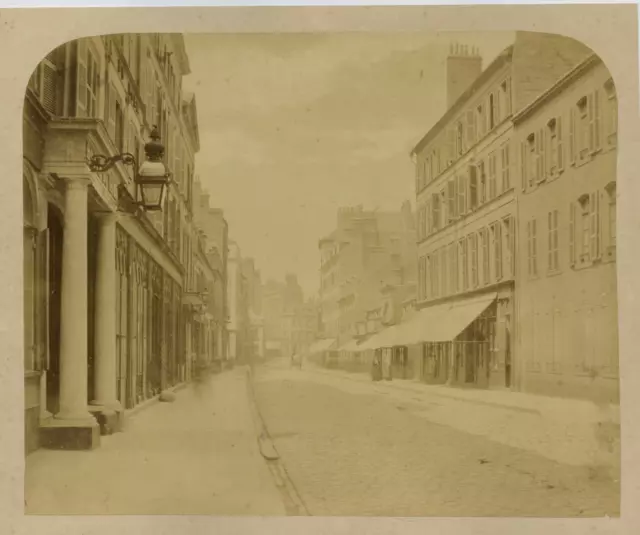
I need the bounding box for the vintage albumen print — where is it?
[21,29,620,517]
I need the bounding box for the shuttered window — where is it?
[569,202,576,266]
[457,174,467,216]
[466,109,476,147]
[481,228,490,285]
[547,210,559,272]
[589,191,601,260]
[469,234,478,288]
[488,151,497,199]
[501,142,511,192]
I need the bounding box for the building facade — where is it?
[22,34,213,453]
[513,55,618,403]
[319,203,417,349]
[407,33,594,391]
[226,241,251,365]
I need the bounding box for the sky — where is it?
[182,32,515,298]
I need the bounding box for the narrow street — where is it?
[252,359,619,518]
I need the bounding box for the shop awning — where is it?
[363,293,497,349]
[395,292,498,346]
[358,324,400,350]
[308,338,336,355]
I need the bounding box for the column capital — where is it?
[63,175,91,190]
[93,211,121,224]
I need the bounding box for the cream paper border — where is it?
[0,4,637,534]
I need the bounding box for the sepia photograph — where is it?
[9,4,632,527]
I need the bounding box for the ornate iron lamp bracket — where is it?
[88,152,137,173]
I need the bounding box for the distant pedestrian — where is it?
[192,360,208,399]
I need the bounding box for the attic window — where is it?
[527,132,535,143]
[547,117,557,129]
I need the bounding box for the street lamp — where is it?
[87,126,170,211]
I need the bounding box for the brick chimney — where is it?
[446,43,483,109]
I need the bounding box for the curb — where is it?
[244,366,310,516]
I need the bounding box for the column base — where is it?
[39,418,101,450]
[88,406,124,435]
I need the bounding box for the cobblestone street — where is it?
[252,361,620,517]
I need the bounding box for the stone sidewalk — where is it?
[265,359,620,475]
[25,367,286,515]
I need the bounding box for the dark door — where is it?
[46,206,63,415]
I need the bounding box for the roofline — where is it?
[411,45,514,156]
[512,53,601,124]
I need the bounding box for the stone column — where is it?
[41,177,100,450]
[89,213,123,433]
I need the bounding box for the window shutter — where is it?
[553,210,560,269]
[569,107,576,165]
[569,202,576,266]
[466,109,476,146]
[589,192,600,259]
[107,83,117,139]
[536,130,545,182]
[446,129,456,166]
[547,211,553,270]
[588,93,596,153]
[594,89,602,151]
[520,141,527,191]
[35,228,50,371]
[532,219,537,276]
[595,192,601,258]
[447,179,456,221]
[75,39,88,117]
[41,57,58,115]
[557,116,564,171]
